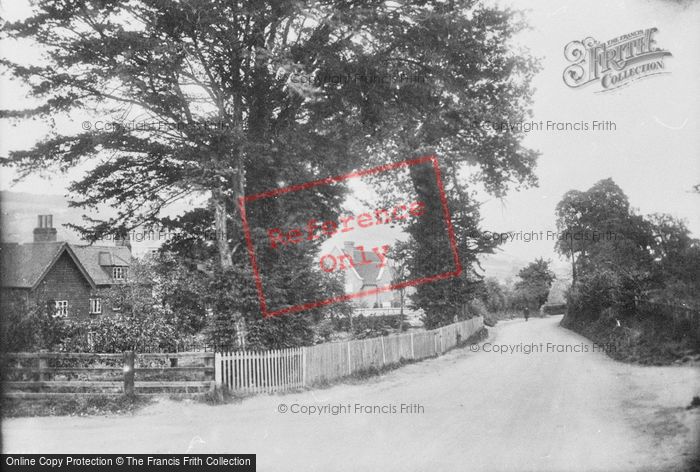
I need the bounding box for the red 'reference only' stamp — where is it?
[238,155,461,318]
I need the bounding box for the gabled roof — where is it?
[0,242,96,290]
[332,246,394,285]
[1,242,132,289]
[349,248,383,283]
[72,245,131,286]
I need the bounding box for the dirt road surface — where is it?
[3,316,699,471]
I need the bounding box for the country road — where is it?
[3,316,699,472]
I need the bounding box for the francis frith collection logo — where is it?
[563,28,671,92]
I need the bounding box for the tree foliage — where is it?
[556,178,700,324]
[479,277,508,313]
[2,0,537,258]
[513,258,555,310]
[400,161,503,328]
[2,1,539,339]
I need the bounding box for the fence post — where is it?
[38,350,48,381]
[347,342,352,375]
[381,336,386,366]
[302,347,307,387]
[410,332,415,359]
[123,351,135,397]
[214,352,222,387]
[205,353,216,391]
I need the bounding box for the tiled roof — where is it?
[1,242,67,288]
[0,242,131,289]
[72,245,131,286]
[345,248,393,286]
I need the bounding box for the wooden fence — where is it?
[216,317,483,393]
[2,351,215,399]
[2,317,483,399]
[215,348,304,393]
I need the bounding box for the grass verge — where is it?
[2,394,153,418]
[561,312,700,366]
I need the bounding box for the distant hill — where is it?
[0,190,115,244]
[478,252,571,285]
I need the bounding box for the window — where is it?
[89,298,102,314]
[54,300,68,317]
[112,266,126,280]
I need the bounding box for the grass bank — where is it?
[561,310,700,366]
[2,394,153,418]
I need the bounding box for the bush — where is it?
[464,299,488,319]
[0,298,81,352]
[65,309,180,353]
[351,315,403,339]
[0,288,187,353]
[564,269,620,324]
[313,319,336,343]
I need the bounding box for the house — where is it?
[0,215,132,319]
[332,241,397,308]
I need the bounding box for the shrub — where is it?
[0,297,81,352]
[70,309,180,353]
[351,314,403,339]
[565,269,620,323]
[464,299,488,319]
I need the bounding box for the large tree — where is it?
[513,258,555,310]
[479,277,508,313]
[554,179,637,284]
[400,159,502,328]
[556,179,699,326]
[555,179,654,290]
[645,213,700,300]
[2,1,539,336]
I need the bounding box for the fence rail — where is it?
[2,317,483,399]
[216,317,483,393]
[2,351,215,399]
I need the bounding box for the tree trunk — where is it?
[212,187,233,269]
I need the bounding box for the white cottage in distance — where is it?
[329,241,397,308]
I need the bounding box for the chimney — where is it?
[33,215,57,243]
[343,241,355,253]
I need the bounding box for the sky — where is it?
[1,0,698,281]
[478,0,700,267]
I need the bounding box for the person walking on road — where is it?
[524,306,530,322]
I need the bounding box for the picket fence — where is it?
[215,316,483,393]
